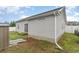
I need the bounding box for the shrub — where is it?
[74,29,79,36]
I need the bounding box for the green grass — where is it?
[2,32,79,53]
[58,32,79,52]
[9,32,28,40]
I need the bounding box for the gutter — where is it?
[54,7,64,50]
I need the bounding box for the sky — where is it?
[66,6,79,22]
[0,6,79,23]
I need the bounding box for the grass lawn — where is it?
[58,32,79,52]
[2,32,79,53]
[9,32,28,40]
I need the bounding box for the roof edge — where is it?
[16,6,65,23]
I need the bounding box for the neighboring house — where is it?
[65,22,79,33]
[16,7,66,43]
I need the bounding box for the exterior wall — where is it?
[0,27,9,50]
[65,25,79,33]
[16,21,28,32]
[56,9,66,41]
[16,8,66,43]
[28,15,55,42]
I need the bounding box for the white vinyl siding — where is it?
[28,15,55,39]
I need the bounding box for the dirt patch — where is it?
[1,37,60,53]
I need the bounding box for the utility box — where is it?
[0,23,9,51]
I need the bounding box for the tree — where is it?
[9,21,16,27]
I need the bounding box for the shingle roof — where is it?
[16,7,65,23]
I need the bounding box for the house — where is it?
[65,21,79,33]
[0,23,9,51]
[16,7,66,43]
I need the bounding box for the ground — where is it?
[1,32,79,53]
[9,32,28,40]
[58,32,79,52]
[1,32,62,53]
[3,37,61,53]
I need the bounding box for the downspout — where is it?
[54,11,63,50]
